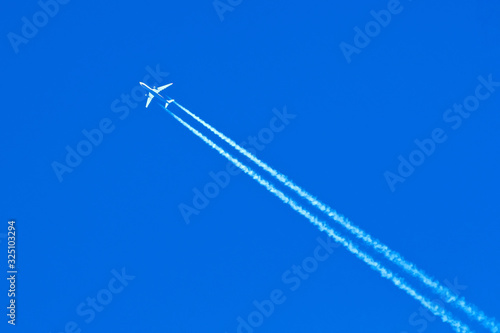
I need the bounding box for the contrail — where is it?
[163,106,472,333]
[173,102,498,333]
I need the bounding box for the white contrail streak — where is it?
[173,102,498,333]
[163,106,472,333]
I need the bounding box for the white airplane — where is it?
[139,82,174,108]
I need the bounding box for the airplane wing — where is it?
[146,93,154,108]
[155,83,173,93]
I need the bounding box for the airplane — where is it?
[139,82,174,108]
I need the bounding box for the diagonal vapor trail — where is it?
[173,102,498,333]
[162,105,472,333]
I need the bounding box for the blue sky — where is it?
[1,0,499,332]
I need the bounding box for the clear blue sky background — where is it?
[1,0,499,332]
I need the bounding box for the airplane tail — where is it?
[165,99,175,108]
